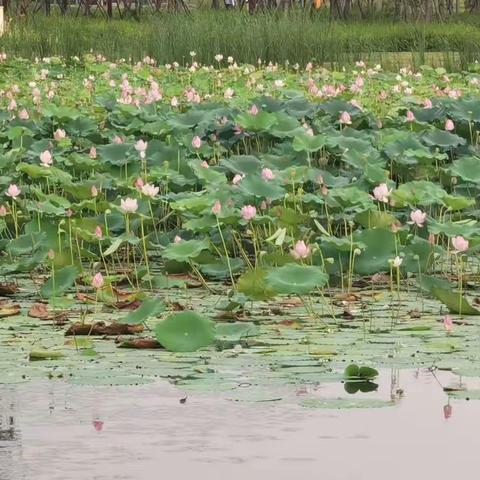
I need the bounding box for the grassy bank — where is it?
[1,11,480,69]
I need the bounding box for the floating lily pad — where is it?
[154,311,215,352]
[266,264,329,295]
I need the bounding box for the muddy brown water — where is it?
[1,369,478,480]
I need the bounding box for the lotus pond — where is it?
[2,53,480,415]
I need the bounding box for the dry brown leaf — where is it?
[65,321,144,336]
[28,303,68,324]
[0,283,19,295]
[0,300,20,318]
[117,338,162,349]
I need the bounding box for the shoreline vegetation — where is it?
[1,12,480,69]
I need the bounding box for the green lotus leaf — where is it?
[40,265,79,298]
[161,238,210,262]
[220,155,262,175]
[449,156,480,183]
[266,264,328,295]
[237,268,276,301]
[353,228,396,275]
[154,311,215,352]
[422,129,466,148]
[235,111,278,131]
[292,133,327,152]
[238,174,285,200]
[121,297,166,325]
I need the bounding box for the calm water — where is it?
[1,369,478,480]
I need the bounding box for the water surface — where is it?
[0,369,478,480]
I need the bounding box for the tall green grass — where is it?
[1,11,480,69]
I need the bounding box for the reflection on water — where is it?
[1,369,479,480]
[0,387,23,480]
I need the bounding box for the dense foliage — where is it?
[1,54,480,397]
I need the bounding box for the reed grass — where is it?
[1,11,480,70]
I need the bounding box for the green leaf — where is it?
[353,229,396,275]
[29,350,64,361]
[97,143,131,165]
[450,156,480,183]
[430,287,480,315]
[292,134,327,152]
[103,233,140,256]
[266,264,329,295]
[355,209,398,230]
[40,265,78,298]
[237,268,276,301]
[419,275,480,314]
[236,111,278,131]
[154,311,215,352]
[344,363,379,379]
[162,239,210,262]
[121,297,166,325]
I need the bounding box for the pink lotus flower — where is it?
[6,184,21,198]
[174,235,182,243]
[451,235,469,253]
[232,174,244,185]
[261,168,275,181]
[405,110,415,122]
[92,272,104,289]
[89,146,97,159]
[95,225,103,239]
[134,177,144,190]
[40,150,53,167]
[170,96,179,107]
[92,420,104,432]
[7,99,17,111]
[212,200,222,216]
[54,129,66,141]
[249,104,259,115]
[291,240,311,260]
[445,119,455,131]
[443,404,452,420]
[201,160,209,168]
[192,136,202,149]
[241,205,257,221]
[428,233,436,245]
[423,98,433,109]
[18,109,29,120]
[391,222,401,233]
[443,315,453,332]
[0,205,7,217]
[120,198,138,214]
[409,209,426,227]
[91,185,98,198]
[339,111,352,125]
[372,183,391,203]
[141,183,159,198]
[135,139,148,152]
[113,135,123,144]
[47,249,55,260]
